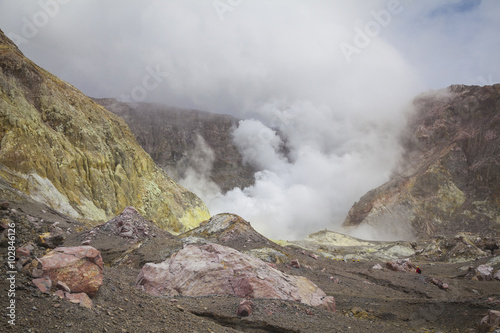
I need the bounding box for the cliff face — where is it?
[93,98,256,193]
[0,30,209,232]
[343,85,500,239]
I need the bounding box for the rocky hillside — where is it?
[343,84,500,239]
[93,98,256,192]
[0,29,209,232]
[3,199,500,332]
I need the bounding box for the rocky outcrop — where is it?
[135,243,335,312]
[343,85,500,239]
[94,98,256,192]
[64,207,183,268]
[79,206,167,243]
[288,229,417,262]
[181,213,276,252]
[478,310,500,333]
[33,246,103,296]
[414,233,495,262]
[0,30,209,233]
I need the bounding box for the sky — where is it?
[1,0,499,240]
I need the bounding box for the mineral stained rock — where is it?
[343,84,500,238]
[181,213,274,251]
[0,29,209,233]
[94,98,256,192]
[37,246,104,296]
[136,243,335,312]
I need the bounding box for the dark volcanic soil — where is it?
[1,197,499,332]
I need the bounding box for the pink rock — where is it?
[290,259,300,269]
[31,267,43,278]
[309,253,318,260]
[478,310,500,333]
[136,243,335,312]
[425,277,449,290]
[37,246,103,296]
[237,299,254,317]
[33,276,52,293]
[65,292,93,308]
[56,281,71,293]
[53,290,65,299]
[476,265,494,281]
[385,259,417,272]
[16,243,35,258]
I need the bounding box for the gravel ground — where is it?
[1,197,499,332]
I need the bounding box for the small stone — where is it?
[16,243,35,258]
[56,281,71,293]
[291,259,300,269]
[54,290,65,299]
[0,202,9,210]
[33,276,52,293]
[65,292,93,308]
[32,268,43,278]
[16,257,31,270]
[237,299,254,317]
[37,232,65,248]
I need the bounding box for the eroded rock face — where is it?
[65,207,183,268]
[181,213,274,251]
[135,243,335,312]
[36,246,104,296]
[81,206,167,242]
[414,233,492,262]
[0,30,209,233]
[344,85,500,238]
[94,98,256,192]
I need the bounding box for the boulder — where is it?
[136,243,335,312]
[476,265,494,281]
[37,246,103,296]
[466,265,494,281]
[478,310,500,333]
[385,259,417,272]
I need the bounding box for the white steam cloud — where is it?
[202,99,416,241]
[7,1,498,240]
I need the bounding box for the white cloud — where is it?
[1,0,498,240]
